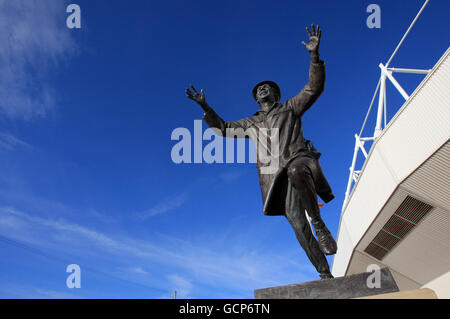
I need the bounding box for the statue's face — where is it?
[256,84,277,102]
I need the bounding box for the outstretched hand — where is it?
[186,85,206,105]
[301,24,321,53]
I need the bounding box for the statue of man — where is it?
[186,25,337,280]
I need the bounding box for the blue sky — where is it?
[0,0,448,298]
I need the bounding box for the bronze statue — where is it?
[186,24,337,280]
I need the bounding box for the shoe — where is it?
[314,225,337,255]
[320,271,334,280]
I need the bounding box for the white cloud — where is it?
[0,205,317,298]
[136,174,244,219]
[126,267,148,275]
[0,284,83,299]
[0,206,131,253]
[167,274,193,298]
[0,0,76,119]
[0,132,31,151]
[139,191,189,218]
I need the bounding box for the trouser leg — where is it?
[287,157,323,226]
[285,204,330,274]
[287,156,337,257]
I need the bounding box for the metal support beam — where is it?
[355,136,368,158]
[343,135,361,209]
[374,71,386,138]
[387,67,430,74]
[380,63,410,101]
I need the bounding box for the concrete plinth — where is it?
[254,268,399,299]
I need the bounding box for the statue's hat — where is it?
[252,80,281,101]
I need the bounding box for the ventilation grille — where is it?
[364,196,433,260]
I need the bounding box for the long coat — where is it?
[202,59,334,216]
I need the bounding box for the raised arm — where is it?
[185,85,251,138]
[286,24,325,116]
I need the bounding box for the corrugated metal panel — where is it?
[364,195,433,260]
[382,207,450,285]
[410,206,450,252]
[395,196,433,224]
[383,215,415,238]
[371,229,400,250]
[401,141,450,209]
[375,49,450,184]
[354,190,409,249]
[365,242,389,260]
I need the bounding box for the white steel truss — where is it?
[343,66,431,209]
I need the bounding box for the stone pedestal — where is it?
[254,268,399,299]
